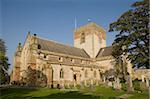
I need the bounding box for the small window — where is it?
[80,32,85,44]
[59,57,61,60]
[59,57,63,62]
[38,44,41,49]
[60,69,64,79]
[44,55,46,58]
[38,52,41,55]
[71,59,74,63]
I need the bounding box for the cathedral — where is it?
[11,22,150,88]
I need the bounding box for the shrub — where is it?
[69,84,74,89]
[133,80,141,91]
[76,84,81,89]
[108,96,116,99]
[64,84,70,89]
[121,83,127,91]
[120,78,126,83]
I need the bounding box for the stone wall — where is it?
[133,69,150,80]
[74,22,106,58]
[96,56,114,72]
[36,52,101,87]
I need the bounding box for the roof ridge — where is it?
[96,46,113,58]
[35,35,90,58]
[34,35,86,51]
[101,46,113,49]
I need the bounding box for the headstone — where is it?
[146,78,149,87]
[141,75,145,82]
[84,80,87,86]
[108,81,112,87]
[103,76,106,83]
[140,82,147,91]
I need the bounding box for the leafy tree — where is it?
[0,38,10,84]
[20,66,47,87]
[109,0,149,69]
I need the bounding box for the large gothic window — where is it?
[80,32,85,44]
[60,69,64,79]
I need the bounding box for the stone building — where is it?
[11,22,149,88]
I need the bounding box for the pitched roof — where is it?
[96,46,113,58]
[36,37,90,58]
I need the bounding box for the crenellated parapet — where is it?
[74,22,106,40]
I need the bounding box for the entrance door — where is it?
[73,72,80,84]
[74,74,77,81]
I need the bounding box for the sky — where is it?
[1,0,137,73]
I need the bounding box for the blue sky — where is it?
[1,0,137,73]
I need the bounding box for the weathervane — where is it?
[88,18,91,22]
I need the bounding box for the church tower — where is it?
[74,22,106,58]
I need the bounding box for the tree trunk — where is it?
[127,75,134,92]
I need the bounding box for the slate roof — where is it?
[96,46,113,58]
[37,37,90,58]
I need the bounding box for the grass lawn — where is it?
[0,86,149,99]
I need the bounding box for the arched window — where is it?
[38,44,41,49]
[80,32,85,44]
[71,58,74,63]
[73,74,77,81]
[60,69,64,79]
[85,70,88,78]
[44,54,46,58]
[94,70,97,78]
[58,57,63,62]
